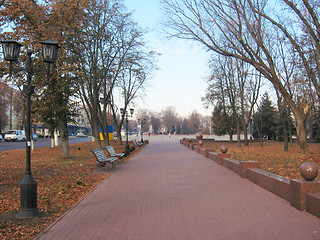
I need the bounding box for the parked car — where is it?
[0,134,3,142]
[76,130,88,137]
[4,130,26,142]
[32,133,38,141]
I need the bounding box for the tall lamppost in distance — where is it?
[1,40,60,218]
[138,119,146,143]
[120,107,134,151]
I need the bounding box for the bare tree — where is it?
[186,110,202,134]
[162,106,179,133]
[76,0,138,148]
[236,60,262,146]
[112,45,157,142]
[161,0,318,153]
[136,109,150,133]
[150,112,162,134]
[204,55,262,145]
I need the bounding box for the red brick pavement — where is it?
[36,137,320,240]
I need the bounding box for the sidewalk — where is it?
[36,135,320,240]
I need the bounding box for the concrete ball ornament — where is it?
[300,162,318,181]
[196,132,203,140]
[220,145,228,153]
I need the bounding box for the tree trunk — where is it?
[117,129,123,145]
[270,76,309,153]
[275,90,288,151]
[49,128,55,148]
[281,115,289,151]
[99,104,110,146]
[295,117,309,153]
[243,122,249,146]
[229,133,233,143]
[288,116,293,147]
[103,122,110,146]
[57,117,70,158]
[51,137,55,148]
[282,94,309,153]
[92,95,102,148]
[256,116,263,147]
[236,119,241,147]
[92,116,101,148]
[111,106,123,145]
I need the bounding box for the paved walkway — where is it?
[36,136,320,240]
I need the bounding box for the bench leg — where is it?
[97,162,106,167]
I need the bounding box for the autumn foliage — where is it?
[0,140,137,240]
[1,139,320,239]
[201,141,320,180]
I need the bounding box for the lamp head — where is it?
[40,41,60,63]
[1,40,22,62]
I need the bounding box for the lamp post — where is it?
[138,119,146,144]
[120,107,134,151]
[1,40,60,218]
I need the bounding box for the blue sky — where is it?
[123,0,212,117]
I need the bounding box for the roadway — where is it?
[0,136,93,151]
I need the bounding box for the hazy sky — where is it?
[123,0,212,117]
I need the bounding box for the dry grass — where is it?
[1,139,320,239]
[0,140,138,240]
[200,140,320,180]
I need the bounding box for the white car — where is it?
[4,130,26,142]
[32,133,38,141]
[76,130,88,137]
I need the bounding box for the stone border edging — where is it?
[180,138,320,218]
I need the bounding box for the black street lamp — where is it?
[120,107,134,152]
[1,40,60,218]
[138,119,146,143]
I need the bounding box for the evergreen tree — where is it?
[212,102,233,136]
[253,93,278,140]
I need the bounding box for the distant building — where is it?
[1,83,24,133]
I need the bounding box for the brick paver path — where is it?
[36,136,320,240]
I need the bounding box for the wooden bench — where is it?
[105,146,125,158]
[90,148,117,168]
[131,139,143,146]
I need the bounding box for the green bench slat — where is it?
[90,148,117,167]
[105,146,125,158]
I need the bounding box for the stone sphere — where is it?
[198,140,203,146]
[220,145,228,153]
[300,162,318,181]
[196,132,203,140]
